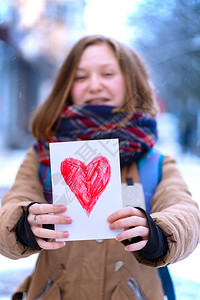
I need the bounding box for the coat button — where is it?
[95,239,104,243]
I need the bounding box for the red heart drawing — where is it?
[60,156,111,216]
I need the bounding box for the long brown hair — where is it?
[31,35,159,139]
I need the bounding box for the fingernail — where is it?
[60,205,66,211]
[66,217,72,224]
[110,223,115,230]
[107,215,113,222]
[63,231,69,238]
[116,234,121,241]
[58,242,66,248]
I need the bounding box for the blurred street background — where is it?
[0,0,200,299]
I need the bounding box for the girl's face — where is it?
[71,44,126,107]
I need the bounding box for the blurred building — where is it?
[0,0,85,149]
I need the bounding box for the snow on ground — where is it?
[0,113,200,299]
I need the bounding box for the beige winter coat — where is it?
[0,147,199,300]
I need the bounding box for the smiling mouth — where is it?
[86,99,109,105]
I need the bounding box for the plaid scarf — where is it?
[34,105,157,203]
[35,105,157,167]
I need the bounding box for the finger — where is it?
[36,237,66,250]
[109,215,147,230]
[124,239,148,252]
[31,214,72,226]
[116,226,149,242]
[33,227,69,240]
[29,203,67,215]
[107,207,145,223]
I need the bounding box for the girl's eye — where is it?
[75,76,87,81]
[104,73,113,77]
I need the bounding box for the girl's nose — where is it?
[89,75,102,92]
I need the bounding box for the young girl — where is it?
[0,35,199,300]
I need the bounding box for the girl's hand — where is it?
[107,207,149,252]
[28,203,72,250]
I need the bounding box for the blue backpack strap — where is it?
[158,267,176,300]
[39,164,52,204]
[138,148,163,214]
[138,149,176,300]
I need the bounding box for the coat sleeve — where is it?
[134,156,200,267]
[0,147,47,259]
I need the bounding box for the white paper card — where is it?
[50,139,123,241]
[122,183,146,210]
